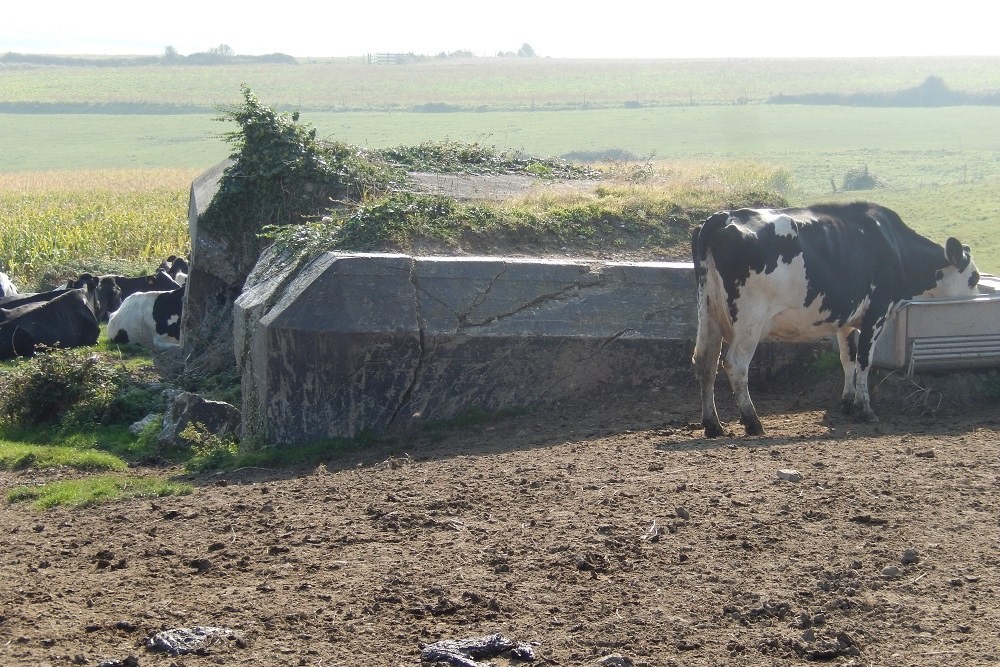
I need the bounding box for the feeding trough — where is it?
[873,274,1000,375]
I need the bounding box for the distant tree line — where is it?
[0,45,297,67]
[1,42,539,67]
[770,76,1000,106]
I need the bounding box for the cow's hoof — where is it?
[861,412,880,423]
[840,399,855,415]
[703,421,726,438]
[743,422,765,437]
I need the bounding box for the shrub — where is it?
[841,165,885,191]
[0,347,156,429]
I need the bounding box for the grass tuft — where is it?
[6,474,193,509]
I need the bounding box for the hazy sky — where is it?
[5,0,999,59]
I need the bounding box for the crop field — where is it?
[0,169,195,286]
[1,56,999,276]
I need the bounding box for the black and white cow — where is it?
[76,269,178,322]
[0,272,17,297]
[107,285,184,350]
[0,287,101,360]
[0,274,103,323]
[158,255,189,286]
[691,202,980,437]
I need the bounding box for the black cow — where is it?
[158,255,189,286]
[0,274,104,323]
[0,287,101,360]
[691,201,980,437]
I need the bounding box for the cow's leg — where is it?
[836,328,859,414]
[850,320,884,422]
[721,324,765,436]
[692,312,725,438]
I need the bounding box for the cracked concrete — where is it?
[235,252,710,445]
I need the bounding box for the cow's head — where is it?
[68,273,101,315]
[931,237,980,297]
[96,276,122,320]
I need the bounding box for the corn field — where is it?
[0,169,197,289]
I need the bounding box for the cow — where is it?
[0,272,17,297]
[158,255,189,286]
[0,287,101,360]
[69,269,177,321]
[107,285,184,350]
[0,274,104,323]
[691,201,980,438]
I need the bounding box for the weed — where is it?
[181,422,240,472]
[808,349,842,377]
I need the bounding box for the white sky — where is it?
[4,0,999,59]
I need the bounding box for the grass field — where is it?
[1,57,999,275]
[3,57,1000,109]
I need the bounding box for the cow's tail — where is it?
[691,212,730,366]
[691,212,730,286]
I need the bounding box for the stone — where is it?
[157,390,241,447]
[776,469,803,482]
[147,626,233,655]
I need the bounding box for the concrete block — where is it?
[235,252,702,445]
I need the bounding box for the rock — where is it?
[882,566,902,578]
[97,657,139,667]
[419,633,536,666]
[776,469,803,482]
[156,390,241,447]
[901,548,920,565]
[129,413,160,436]
[147,626,234,655]
[675,506,690,520]
[598,654,634,667]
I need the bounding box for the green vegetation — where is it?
[6,474,193,510]
[0,440,126,472]
[2,57,999,110]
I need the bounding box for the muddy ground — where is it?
[3,368,1000,667]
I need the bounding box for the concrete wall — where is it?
[234,251,707,445]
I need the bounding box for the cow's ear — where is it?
[945,237,967,268]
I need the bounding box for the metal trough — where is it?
[873,275,1000,374]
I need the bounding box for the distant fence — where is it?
[372,53,409,65]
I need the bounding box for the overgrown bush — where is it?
[0,348,159,429]
[202,85,402,272]
[841,165,885,191]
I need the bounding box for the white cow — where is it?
[107,286,184,350]
[0,272,18,297]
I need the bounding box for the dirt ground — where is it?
[3,369,1000,667]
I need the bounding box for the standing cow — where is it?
[691,202,980,437]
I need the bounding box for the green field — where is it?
[4,57,1000,109]
[2,57,999,273]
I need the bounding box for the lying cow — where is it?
[107,285,184,350]
[0,274,104,323]
[0,287,100,360]
[0,272,17,297]
[159,255,189,286]
[691,201,980,437]
[66,269,177,321]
